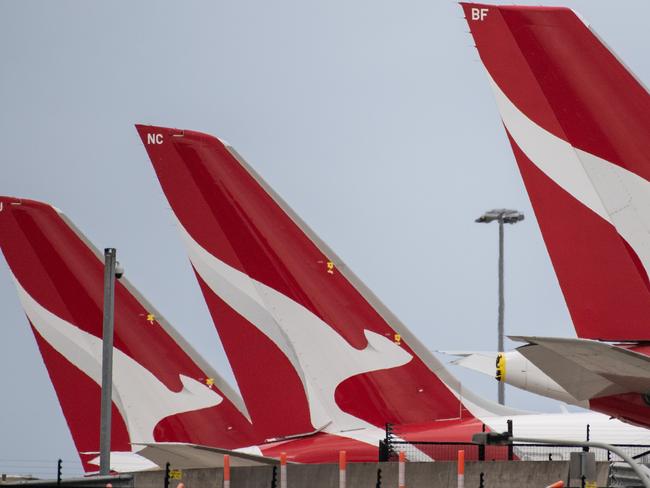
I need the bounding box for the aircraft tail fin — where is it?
[135,125,522,440]
[462,3,650,341]
[0,197,258,472]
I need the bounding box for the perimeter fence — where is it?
[0,458,85,481]
[380,422,650,463]
[382,440,650,463]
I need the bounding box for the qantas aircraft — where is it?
[0,197,265,472]
[3,153,649,473]
[3,3,650,470]
[131,123,650,462]
[452,2,650,428]
[1,144,649,473]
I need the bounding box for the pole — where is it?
[457,450,465,488]
[498,218,505,405]
[398,451,405,488]
[164,462,170,488]
[99,248,117,476]
[223,454,230,488]
[507,419,513,461]
[339,450,346,488]
[512,437,650,488]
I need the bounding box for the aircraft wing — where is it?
[132,443,279,469]
[512,336,650,401]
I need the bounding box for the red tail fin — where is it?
[462,3,650,340]
[135,125,492,441]
[0,197,259,472]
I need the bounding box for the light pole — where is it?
[475,209,524,405]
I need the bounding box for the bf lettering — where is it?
[147,133,164,145]
[471,8,488,21]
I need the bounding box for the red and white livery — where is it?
[134,124,650,460]
[0,197,261,472]
[460,2,650,427]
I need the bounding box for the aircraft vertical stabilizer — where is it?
[462,3,650,341]
[0,197,259,472]
[136,125,524,442]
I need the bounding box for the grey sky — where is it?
[1,0,648,477]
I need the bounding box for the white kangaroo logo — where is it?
[489,74,650,279]
[15,280,223,444]
[176,222,413,434]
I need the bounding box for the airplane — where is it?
[453,3,650,427]
[133,123,650,462]
[0,195,588,471]
[2,133,649,474]
[0,195,506,471]
[2,5,649,470]
[0,197,267,472]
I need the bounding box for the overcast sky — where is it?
[1,0,648,478]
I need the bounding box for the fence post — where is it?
[223,454,230,488]
[386,423,395,460]
[379,440,388,462]
[280,452,287,488]
[164,462,170,488]
[457,450,464,488]
[507,420,514,460]
[398,451,405,488]
[271,465,277,488]
[339,450,346,488]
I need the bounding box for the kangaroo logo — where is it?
[14,279,223,444]
[176,222,413,433]
[489,74,650,280]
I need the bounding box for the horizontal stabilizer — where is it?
[440,351,490,358]
[133,443,279,469]
[512,337,650,400]
[448,352,498,373]
[85,451,159,473]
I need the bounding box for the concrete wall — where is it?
[133,461,612,488]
